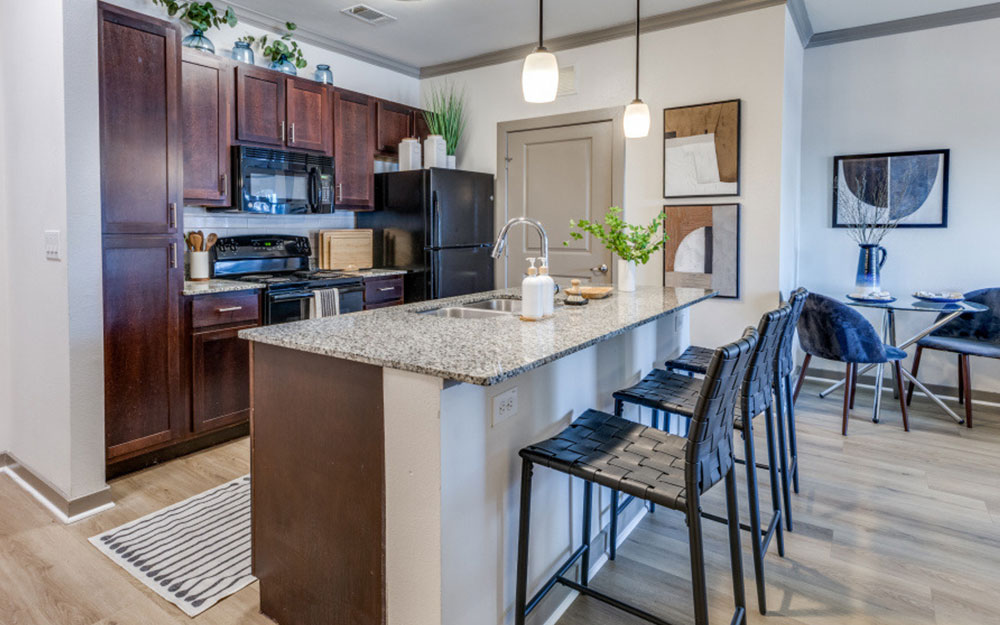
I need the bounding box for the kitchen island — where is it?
[240,286,715,625]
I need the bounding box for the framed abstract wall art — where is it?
[833,150,949,228]
[662,204,740,299]
[663,99,741,199]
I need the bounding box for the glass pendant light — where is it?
[522,0,559,103]
[623,0,650,138]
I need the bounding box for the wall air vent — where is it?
[341,4,397,26]
[557,66,577,97]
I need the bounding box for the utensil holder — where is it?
[189,251,210,281]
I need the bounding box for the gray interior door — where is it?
[501,119,616,287]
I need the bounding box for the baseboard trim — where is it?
[803,369,1000,407]
[1,454,114,524]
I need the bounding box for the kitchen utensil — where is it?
[188,231,203,253]
[564,279,589,306]
[206,233,218,250]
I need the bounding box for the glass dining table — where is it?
[819,297,989,424]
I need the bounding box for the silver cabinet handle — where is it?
[219,173,227,193]
[217,306,244,313]
[591,264,609,273]
[336,183,343,203]
[290,122,296,144]
[378,287,395,292]
[169,202,177,229]
[169,242,178,268]
[281,121,286,143]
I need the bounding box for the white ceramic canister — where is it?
[189,251,211,281]
[398,138,422,171]
[423,134,447,169]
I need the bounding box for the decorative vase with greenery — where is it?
[423,83,466,168]
[152,1,237,53]
[564,207,667,292]
[239,22,307,76]
[838,170,905,297]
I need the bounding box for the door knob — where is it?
[591,264,609,273]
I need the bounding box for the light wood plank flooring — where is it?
[0,381,997,625]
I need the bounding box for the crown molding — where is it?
[786,0,814,47]
[227,2,421,78]
[808,2,1000,48]
[420,0,785,78]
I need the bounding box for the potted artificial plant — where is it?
[565,207,666,292]
[152,1,237,53]
[239,22,307,76]
[423,83,467,169]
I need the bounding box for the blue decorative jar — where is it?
[269,54,297,76]
[314,64,333,85]
[182,29,215,53]
[232,41,254,65]
[854,244,888,296]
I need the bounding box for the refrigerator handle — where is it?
[430,190,439,250]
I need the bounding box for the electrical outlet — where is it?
[44,230,61,261]
[492,387,518,427]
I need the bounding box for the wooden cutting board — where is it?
[320,229,373,270]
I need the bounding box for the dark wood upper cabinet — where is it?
[376,100,413,154]
[413,109,431,142]
[103,235,184,461]
[333,89,376,210]
[182,49,232,206]
[98,2,181,235]
[236,66,285,147]
[286,78,332,154]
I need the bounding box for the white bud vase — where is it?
[617,259,637,292]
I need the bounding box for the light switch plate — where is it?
[44,230,61,261]
[492,387,518,427]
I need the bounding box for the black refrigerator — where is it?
[359,168,495,301]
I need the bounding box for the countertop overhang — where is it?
[240,286,716,386]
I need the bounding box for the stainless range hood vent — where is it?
[341,4,397,25]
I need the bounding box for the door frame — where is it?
[496,107,626,287]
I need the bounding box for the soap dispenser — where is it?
[521,258,544,321]
[538,257,555,318]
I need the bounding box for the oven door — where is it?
[266,289,313,325]
[338,285,365,314]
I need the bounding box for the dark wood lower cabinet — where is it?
[363,276,404,310]
[192,323,254,433]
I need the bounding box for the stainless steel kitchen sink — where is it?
[462,298,522,313]
[423,306,515,319]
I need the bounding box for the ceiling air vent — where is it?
[341,4,397,26]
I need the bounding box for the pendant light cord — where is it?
[539,0,545,48]
[634,0,641,100]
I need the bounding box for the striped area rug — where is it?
[89,475,254,617]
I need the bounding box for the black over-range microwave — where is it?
[215,146,335,214]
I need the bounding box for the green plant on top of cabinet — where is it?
[238,21,308,75]
[235,64,331,154]
[151,0,237,53]
[182,48,232,206]
[333,88,376,210]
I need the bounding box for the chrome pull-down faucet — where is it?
[491,217,549,262]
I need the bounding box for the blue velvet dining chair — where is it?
[906,288,1000,428]
[795,294,909,435]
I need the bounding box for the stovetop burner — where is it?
[238,274,299,285]
[297,270,355,280]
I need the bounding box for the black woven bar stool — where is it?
[514,328,757,625]
[611,305,790,615]
[664,288,808,532]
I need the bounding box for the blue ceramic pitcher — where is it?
[855,244,887,295]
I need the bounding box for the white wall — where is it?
[800,17,1000,389]
[0,41,10,454]
[780,8,804,297]
[423,5,796,348]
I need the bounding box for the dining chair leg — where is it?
[763,403,785,557]
[514,460,533,625]
[906,345,923,406]
[770,402,792,532]
[894,361,909,432]
[687,494,710,625]
[849,364,858,410]
[958,355,965,405]
[793,353,811,403]
[725,470,748,624]
[741,421,767,613]
[962,354,973,428]
[782,375,801,494]
[842,363,854,436]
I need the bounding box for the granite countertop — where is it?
[183,279,266,296]
[240,286,716,386]
[348,269,408,279]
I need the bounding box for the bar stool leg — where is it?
[725,469,748,625]
[686,493,710,625]
[580,481,593,586]
[514,460,533,625]
[763,403,785,557]
[609,489,619,561]
[784,374,801,494]
[741,420,767,614]
[771,399,793,531]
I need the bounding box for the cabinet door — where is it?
[98,3,181,234]
[182,49,232,205]
[333,89,375,209]
[192,325,255,433]
[286,78,331,154]
[413,109,431,142]
[376,100,413,154]
[103,235,184,460]
[236,66,285,147]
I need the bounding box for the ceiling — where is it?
[228,0,999,71]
